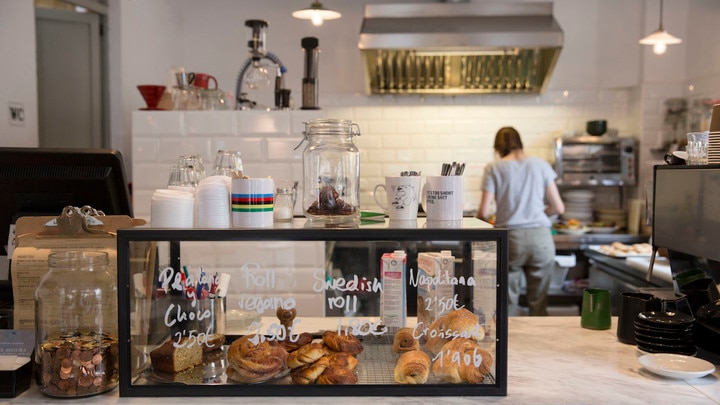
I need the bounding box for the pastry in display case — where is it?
[116,218,507,396]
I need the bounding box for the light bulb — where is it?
[311,13,324,26]
[653,42,667,55]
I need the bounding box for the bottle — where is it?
[300,118,361,224]
[35,251,119,397]
[381,250,407,331]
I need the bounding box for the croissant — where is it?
[226,335,288,383]
[393,350,430,384]
[424,308,485,355]
[322,330,364,355]
[432,338,493,384]
[392,327,420,353]
[287,342,325,369]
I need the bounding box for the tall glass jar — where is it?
[301,118,361,224]
[35,250,119,397]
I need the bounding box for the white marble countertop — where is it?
[4,317,719,404]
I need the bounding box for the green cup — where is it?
[581,288,611,330]
[674,268,706,289]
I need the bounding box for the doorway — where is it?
[35,3,107,148]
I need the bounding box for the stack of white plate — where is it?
[150,189,195,228]
[196,175,232,228]
[595,208,627,229]
[708,131,720,164]
[561,189,594,223]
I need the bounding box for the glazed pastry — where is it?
[291,356,330,385]
[424,308,485,355]
[287,342,325,369]
[316,366,358,385]
[394,350,431,384]
[432,338,493,384]
[326,351,358,371]
[226,335,288,383]
[279,332,313,353]
[322,330,364,355]
[392,327,420,353]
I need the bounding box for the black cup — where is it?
[586,120,607,136]
[680,278,720,316]
[617,292,661,344]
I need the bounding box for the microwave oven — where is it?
[554,136,637,186]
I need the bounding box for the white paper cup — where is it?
[373,176,421,221]
[231,178,274,227]
[421,175,464,221]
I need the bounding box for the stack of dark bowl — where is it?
[634,311,696,356]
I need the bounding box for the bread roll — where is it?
[326,351,358,371]
[226,335,288,383]
[150,338,202,373]
[279,332,313,353]
[287,342,325,369]
[322,330,363,355]
[291,356,330,385]
[316,366,358,385]
[424,308,485,355]
[392,327,420,353]
[432,338,493,384]
[393,350,430,384]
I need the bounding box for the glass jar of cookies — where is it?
[35,250,119,397]
[300,118,361,224]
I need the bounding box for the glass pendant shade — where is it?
[639,0,682,55]
[292,1,341,26]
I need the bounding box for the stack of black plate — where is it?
[634,311,696,356]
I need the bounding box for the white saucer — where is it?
[639,353,715,380]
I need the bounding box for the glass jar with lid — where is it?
[300,118,361,224]
[35,250,119,397]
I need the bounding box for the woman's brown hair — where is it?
[494,126,524,158]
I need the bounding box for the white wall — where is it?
[0,0,38,147]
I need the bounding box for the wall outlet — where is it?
[8,102,25,127]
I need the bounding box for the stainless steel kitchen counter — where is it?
[553,232,649,251]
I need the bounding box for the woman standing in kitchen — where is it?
[477,126,565,316]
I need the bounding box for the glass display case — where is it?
[116,218,507,396]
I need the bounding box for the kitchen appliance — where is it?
[301,37,320,110]
[358,1,563,95]
[554,136,637,186]
[234,20,286,109]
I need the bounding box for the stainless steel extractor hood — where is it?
[358,1,563,95]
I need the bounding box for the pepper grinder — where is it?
[301,37,320,110]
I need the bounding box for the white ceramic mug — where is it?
[373,176,421,221]
[231,178,274,227]
[421,175,464,221]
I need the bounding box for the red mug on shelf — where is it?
[194,73,218,89]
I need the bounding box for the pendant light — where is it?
[292,1,341,26]
[639,0,682,55]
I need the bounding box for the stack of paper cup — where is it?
[150,189,195,228]
[196,175,231,228]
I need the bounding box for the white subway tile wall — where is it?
[132,89,639,222]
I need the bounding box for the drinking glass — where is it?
[178,154,206,186]
[686,131,709,165]
[212,150,244,178]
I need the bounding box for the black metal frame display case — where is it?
[116,218,508,397]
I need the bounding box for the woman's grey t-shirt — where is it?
[481,156,557,229]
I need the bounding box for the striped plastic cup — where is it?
[231,178,274,227]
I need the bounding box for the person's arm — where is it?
[477,190,495,221]
[544,181,565,216]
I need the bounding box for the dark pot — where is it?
[587,120,607,136]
